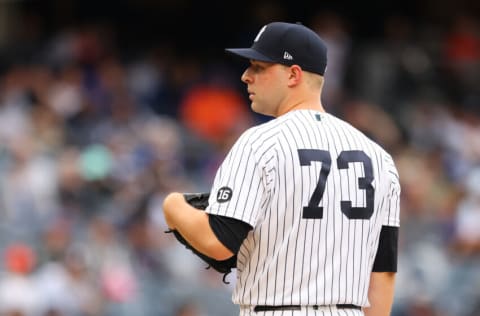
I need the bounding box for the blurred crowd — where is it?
[0,3,479,316]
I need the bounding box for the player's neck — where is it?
[277,98,325,117]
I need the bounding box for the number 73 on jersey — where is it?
[298,149,374,220]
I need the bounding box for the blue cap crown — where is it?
[226,22,328,76]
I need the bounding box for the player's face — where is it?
[241,60,289,117]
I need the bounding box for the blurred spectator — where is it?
[451,168,480,255]
[35,243,103,315]
[47,64,84,119]
[179,84,253,184]
[443,14,480,94]
[179,84,251,146]
[0,132,58,238]
[174,301,204,316]
[347,15,435,113]
[0,243,40,316]
[311,11,351,109]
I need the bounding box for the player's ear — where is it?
[287,65,303,87]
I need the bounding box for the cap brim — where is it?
[225,48,275,63]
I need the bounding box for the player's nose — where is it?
[241,69,252,84]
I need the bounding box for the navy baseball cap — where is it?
[226,22,328,76]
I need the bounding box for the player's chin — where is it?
[251,102,262,114]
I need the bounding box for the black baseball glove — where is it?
[166,192,236,283]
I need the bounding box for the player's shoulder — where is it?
[325,113,399,174]
[326,113,392,155]
[236,116,285,146]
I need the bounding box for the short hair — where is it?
[304,70,324,90]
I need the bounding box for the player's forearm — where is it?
[163,192,233,260]
[364,272,396,316]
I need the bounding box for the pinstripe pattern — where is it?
[206,110,400,312]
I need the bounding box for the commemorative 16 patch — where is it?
[217,187,232,202]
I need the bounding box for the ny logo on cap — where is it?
[283,51,293,60]
[254,25,267,42]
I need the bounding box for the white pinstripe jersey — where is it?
[205,110,401,308]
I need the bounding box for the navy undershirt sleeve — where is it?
[208,214,253,254]
[372,226,399,272]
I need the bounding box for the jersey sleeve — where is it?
[383,154,401,227]
[205,128,275,227]
[372,226,399,272]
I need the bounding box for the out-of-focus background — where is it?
[0,0,478,315]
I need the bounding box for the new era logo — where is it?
[283,51,293,60]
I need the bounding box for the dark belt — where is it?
[253,304,361,312]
